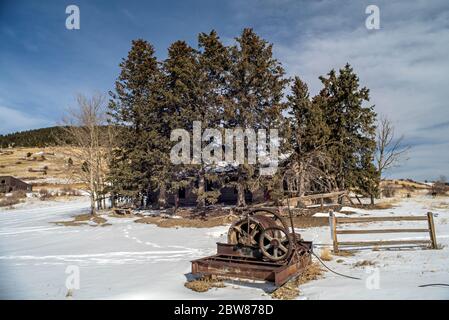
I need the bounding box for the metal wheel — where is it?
[259,227,292,261]
[227,208,292,247]
[228,216,272,246]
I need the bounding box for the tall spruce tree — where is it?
[196,30,231,207]
[225,28,288,206]
[285,76,331,196]
[162,40,204,207]
[109,39,168,207]
[318,64,378,201]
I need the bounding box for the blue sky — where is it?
[1,0,448,180]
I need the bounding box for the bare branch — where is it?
[376,115,411,178]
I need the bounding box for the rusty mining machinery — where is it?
[191,207,313,286]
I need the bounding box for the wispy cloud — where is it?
[0,0,448,180]
[0,105,51,134]
[236,0,449,180]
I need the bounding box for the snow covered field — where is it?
[0,196,448,299]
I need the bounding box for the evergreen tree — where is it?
[225,28,288,206]
[109,39,166,207]
[285,76,330,196]
[318,64,378,200]
[196,30,231,207]
[162,40,203,207]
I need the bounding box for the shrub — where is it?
[430,176,448,196]
[382,185,396,198]
[39,188,52,200]
[320,247,333,261]
[60,187,80,196]
[0,191,26,207]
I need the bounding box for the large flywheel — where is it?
[227,208,294,261]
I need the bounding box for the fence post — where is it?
[427,212,438,249]
[329,210,339,253]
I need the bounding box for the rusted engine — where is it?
[191,208,312,286]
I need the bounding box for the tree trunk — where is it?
[236,182,246,207]
[158,184,167,209]
[174,192,179,214]
[90,192,96,215]
[298,163,305,197]
[197,173,206,208]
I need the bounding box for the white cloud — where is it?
[0,105,51,134]
[260,0,449,180]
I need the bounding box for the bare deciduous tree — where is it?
[61,94,113,215]
[376,116,410,179]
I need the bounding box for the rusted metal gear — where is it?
[227,208,290,247]
[259,226,293,261]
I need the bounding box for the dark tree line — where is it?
[0,126,73,148]
[108,28,379,208]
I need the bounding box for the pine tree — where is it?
[318,64,378,200]
[285,76,330,196]
[162,40,203,206]
[225,28,288,206]
[109,39,166,207]
[196,30,230,207]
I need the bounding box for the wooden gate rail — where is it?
[329,211,438,252]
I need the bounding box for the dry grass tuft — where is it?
[184,275,225,293]
[271,262,323,300]
[38,188,53,200]
[320,247,333,261]
[135,214,239,228]
[0,190,27,207]
[52,213,109,227]
[353,260,376,268]
[334,250,356,257]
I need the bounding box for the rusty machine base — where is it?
[191,241,313,286]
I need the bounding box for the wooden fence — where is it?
[329,211,438,252]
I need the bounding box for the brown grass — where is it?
[0,190,27,207]
[353,260,376,268]
[184,275,225,292]
[0,146,81,182]
[359,202,397,210]
[135,214,238,228]
[334,250,356,257]
[38,188,53,200]
[320,247,333,261]
[52,213,109,227]
[271,262,323,300]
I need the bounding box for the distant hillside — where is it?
[0,127,73,148]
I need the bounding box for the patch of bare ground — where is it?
[52,213,110,227]
[0,191,27,208]
[184,275,225,292]
[430,201,449,210]
[351,201,398,210]
[135,214,238,228]
[353,260,376,268]
[270,262,324,300]
[334,250,356,257]
[339,210,356,215]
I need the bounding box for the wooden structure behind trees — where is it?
[282,191,352,209]
[329,211,438,252]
